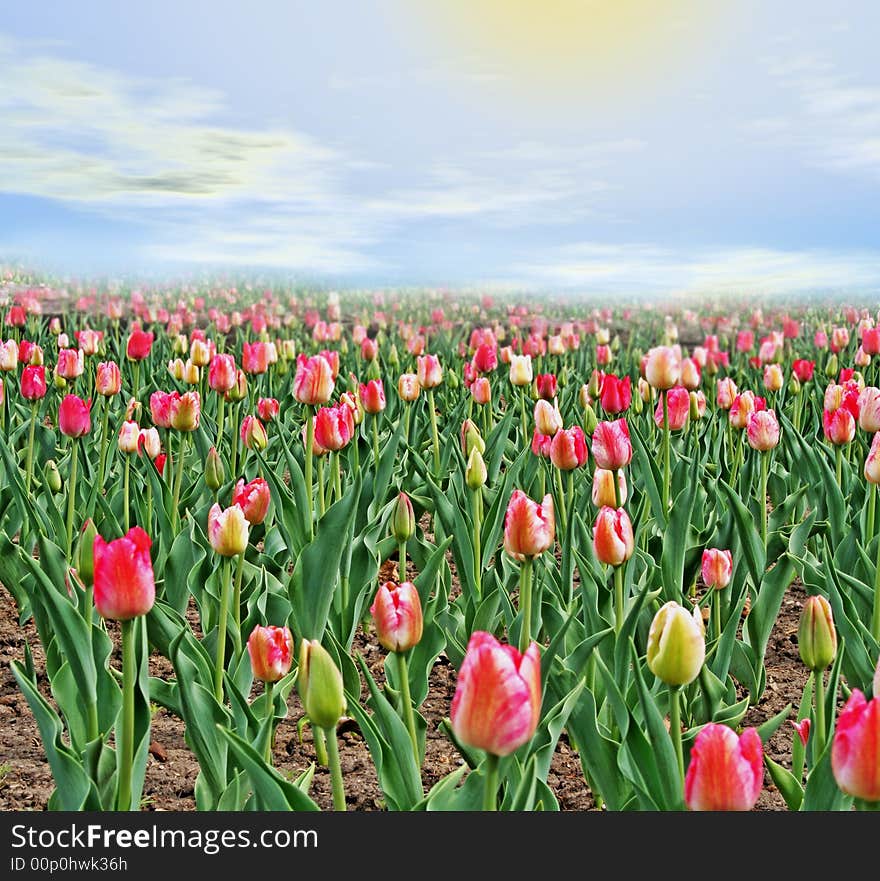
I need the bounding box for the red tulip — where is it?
[591,418,632,471]
[234,477,271,525]
[6,305,26,327]
[593,506,634,566]
[370,581,423,653]
[654,386,689,430]
[247,625,294,683]
[314,403,354,451]
[530,429,552,458]
[831,690,880,802]
[242,341,269,375]
[790,718,811,748]
[472,343,497,374]
[862,327,880,356]
[792,359,815,382]
[701,548,733,589]
[449,631,541,757]
[359,379,386,414]
[685,723,763,811]
[535,373,557,400]
[823,407,855,445]
[58,395,91,437]
[600,374,631,414]
[93,526,156,620]
[20,365,47,400]
[293,354,334,405]
[126,328,154,361]
[208,353,237,393]
[549,426,588,470]
[503,490,554,560]
[736,330,754,353]
[257,397,280,422]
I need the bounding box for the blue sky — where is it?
[1,0,879,294]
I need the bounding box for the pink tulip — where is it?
[314,403,354,451]
[866,432,880,484]
[531,429,552,458]
[831,690,880,802]
[450,631,541,757]
[58,395,91,437]
[361,337,378,361]
[600,374,631,414]
[93,526,156,621]
[56,347,84,380]
[240,414,268,450]
[208,353,237,393]
[862,327,880,356]
[359,379,386,414]
[293,354,335,405]
[645,346,680,389]
[592,506,634,566]
[472,343,497,374]
[470,376,491,405]
[591,418,632,471]
[549,426,588,471]
[169,391,201,432]
[654,387,689,430]
[729,391,764,429]
[535,373,557,400]
[503,490,555,560]
[790,718,811,748]
[126,329,154,361]
[247,625,294,683]
[747,409,780,451]
[701,548,733,589]
[233,477,271,525]
[150,390,175,428]
[242,341,269,375]
[370,581,423,653]
[96,361,121,396]
[534,399,562,436]
[20,365,47,400]
[685,723,763,811]
[858,387,880,432]
[417,354,443,389]
[823,408,855,445]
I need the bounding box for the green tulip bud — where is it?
[466,447,488,490]
[582,403,598,433]
[825,353,838,377]
[798,595,837,672]
[447,371,460,390]
[367,358,381,381]
[788,375,801,396]
[610,335,621,353]
[298,639,346,730]
[44,459,62,493]
[632,390,644,414]
[646,601,706,686]
[77,519,98,588]
[388,344,400,370]
[391,491,415,542]
[205,446,225,491]
[53,370,67,391]
[588,369,602,399]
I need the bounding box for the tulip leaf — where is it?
[765,755,804,811]
[802,738,852,812]
[629,419,666,528]
[718,478,765,589]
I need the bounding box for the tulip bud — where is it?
[588,369,602,399]
[798,595,837,672]
[460,419,485,457]
[226,369,248,402]
[76,519,98,587]
[391,491,415,542]
[240,414,268,451]
[646,601,706,686]
[825,353,839,377]
[582,403,598,433]
[466,447,488,490]
[371,581,423,653]
[205,446,225,490]
[44,459,62,493]
[247,625,294,684]
[208,503,249,556]
[388,344,400,369]
[788,374,801,396]
[297,639,346,730]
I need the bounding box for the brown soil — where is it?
[0,581,807,812]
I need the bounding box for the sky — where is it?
[1,0,879,295]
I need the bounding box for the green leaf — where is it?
[765,756,804,811]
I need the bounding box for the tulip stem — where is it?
[713,589,722,641]
[98,397,110,492]
[471,488,482,602]
[171,433,186,534]
[613,467,622,509]
[324,726,346,811]
[216,394,226,456]
[25,400,38,490]
[313,726,328,766]
[118,617,136,811]
[65,439,79,560]
[835,445,843,489]
[230,402,240,478]
[332,453,342,505]
[613,564,625,634]
[813,670,826,760]
[123,456,130,531]
[760,450,768,553]
[305,406,315,539]
[317,455,326,518]
[554,467,567,534]
[264,681,275,764]
[371,414,380,479]
[396,652,420,767]
[482,753,499,811]
[871,529,880,643]
[232,550,245,638]
[669,685,684,785]
[518,556,533,653]
[519,386,528,448]
[398,539,407,582]
[662,391,671,513]
[213,558,232,703]
[867,481,876,544]
[428,389,441,475]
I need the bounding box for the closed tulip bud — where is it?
[503,490,555,560]
[388,343,400,369]
[798,595,837,671]
[21,365,47,400]
[591,468,627,507]
[825,353,839,377]
[359,379,386,414]
[44,459,62,493]
[535,373,557,400]
[592,506,634,566]
[645,346,680,389]
[170,391,201,431]
[509,354,533,387]
[391,491,415,542]
[831,689,880,802]
[689,390,706,420]
[397,372,420,401]
[226,369,248,402]
[76,519,98,587]
[865,432,880,484]
[314,404,354,451]
[578,383,591,410]
[858,387,880,432]
[181,359,199,384]
[588,369,602,399]
[257,397,280,422]
[460,418,485,457]
[297,639,346,730]
[655,386,689,430]
[208,353,237,393]
[56,347,84,380]
[94,361,121,396]
[0,339,17,371]
[93,526,156,620]
[449,631,541,757]
[680,357,701,390]
[646,601,706,686]
[747,409,781,451]
[118,420,140,454]
[172,334,188,356]
[549,426,588,471]
[466,447,488,489]
[716,377,738,409]
[763,363,784,392]
[208,503,249,556]
[788,374,801,396]
[701,548,733,589]
[126,329,154,362]
[247,625,294,683]
[685,724,763,811]
[371,581,423,653]
[582,402,598,433]
[240,414,268,451]
[205,446,225,490]
[637,376,652,404]
[190,338,210,367]
[58,395,91,437]
[534,399,562,436]
[52,370,67,391]
[233,477,271,525]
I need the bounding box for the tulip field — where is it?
[0,278,879,813]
